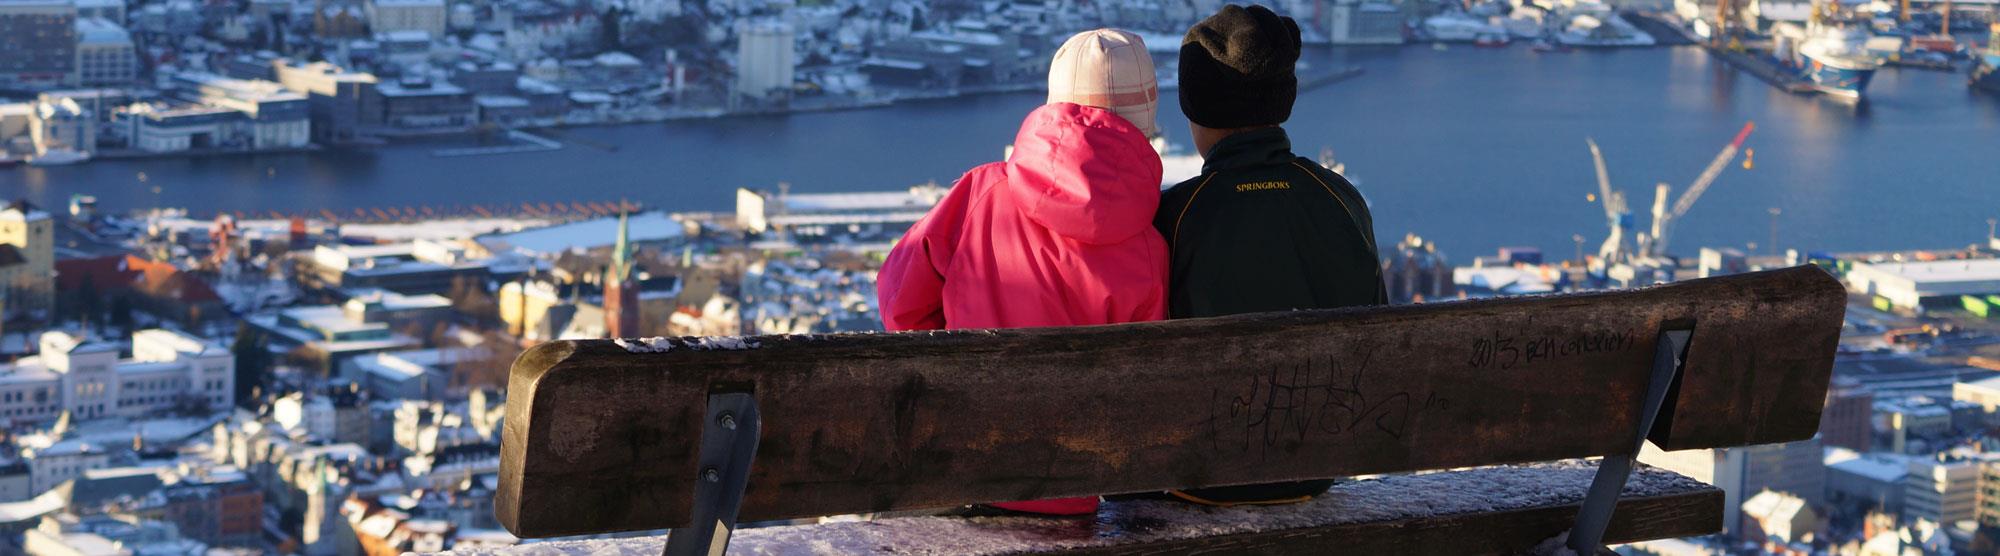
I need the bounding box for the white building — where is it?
[734,20,795,101]
[0,330,232,425]
[734,184,945,237]
[1741,489,1817,544]
[173,73,313,150]
[367,0,446,37]
[1903,457,1980,526]
[73,18,133,86]
[29,97,94,156]
[343,349,450,401]
[1847,258,2000,314]
[23,439,110,494]
[1826,449,1909,517]
[273,392,337,439]
[1640,438,1825,536]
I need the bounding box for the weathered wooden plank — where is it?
[497,266,1843,538]
[1055,492,1719,556]
[459,464,1720,555]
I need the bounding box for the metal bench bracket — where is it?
[1567,328,1690,552]
[664,392,761,556]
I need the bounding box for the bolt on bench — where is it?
[491,266,1844,555]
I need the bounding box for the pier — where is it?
[432,130,564,158]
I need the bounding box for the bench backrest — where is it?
[496,266,1845,538]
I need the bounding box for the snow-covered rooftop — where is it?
[1852,258,2000,286]
[475,211,682,257]
[74,17,131,45]
[1827,452,1912,483]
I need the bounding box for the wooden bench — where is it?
[494,266,1846,555]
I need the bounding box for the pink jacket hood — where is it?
[1004,103,1164,245]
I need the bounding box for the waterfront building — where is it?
[72,18,133,87]
[29,98,93,156]
[734,184,946,239]
[1847,258,2000,314]
[172,73,312,150]
[1903,456,1980,526]
[1326,0,1405,45]
[272,59,379,145]
[735,20,796,102]
[0,0,79,89]
[1639,438,1826,536]
[375,76,474,133]
[368,0,446,37]
[0,203,56,319]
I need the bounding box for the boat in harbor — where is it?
[1776,13,1880,100]
[1552,2,1655,47]
[26,149,91,167]
[1973,24,2000,93]
[1423,13,1503,42]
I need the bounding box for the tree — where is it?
[76,274,101,332]
[108,295,133,336]
[231,323,273,409]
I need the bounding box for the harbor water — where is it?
[3,45,1997,259]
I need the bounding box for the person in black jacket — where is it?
[1153,4,1388,505]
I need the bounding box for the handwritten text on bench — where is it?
[1208,347,1445,461]
[1467,329,1638,370]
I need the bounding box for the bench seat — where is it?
[452,461,1719,556]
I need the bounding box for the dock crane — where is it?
[1645,121,1755,258]
[1586,139,1634,263]
[1585,121,1756,264]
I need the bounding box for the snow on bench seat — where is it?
[446,461,1718,555]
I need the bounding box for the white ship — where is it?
[1424,13,1505,42]
[1553,2,1656,47]
[27,149,91,167]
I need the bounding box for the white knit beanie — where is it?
[1047,29,1158,137]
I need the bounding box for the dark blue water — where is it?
[4,45,1997,259]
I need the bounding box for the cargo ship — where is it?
[1775,17,1884,100]
[1973,24,2000,94]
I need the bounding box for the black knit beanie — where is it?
[1178,4,1301,129]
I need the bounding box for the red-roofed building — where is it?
[55,255,227,328]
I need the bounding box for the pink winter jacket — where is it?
[876,103,1169,515]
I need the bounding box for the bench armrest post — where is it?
[663,392,762,556]
[1568,328,1690,552]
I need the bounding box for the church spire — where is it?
[611,208,633,280]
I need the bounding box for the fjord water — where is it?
[3,45,1996,257]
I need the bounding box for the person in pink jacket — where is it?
[875,29,1167,516]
